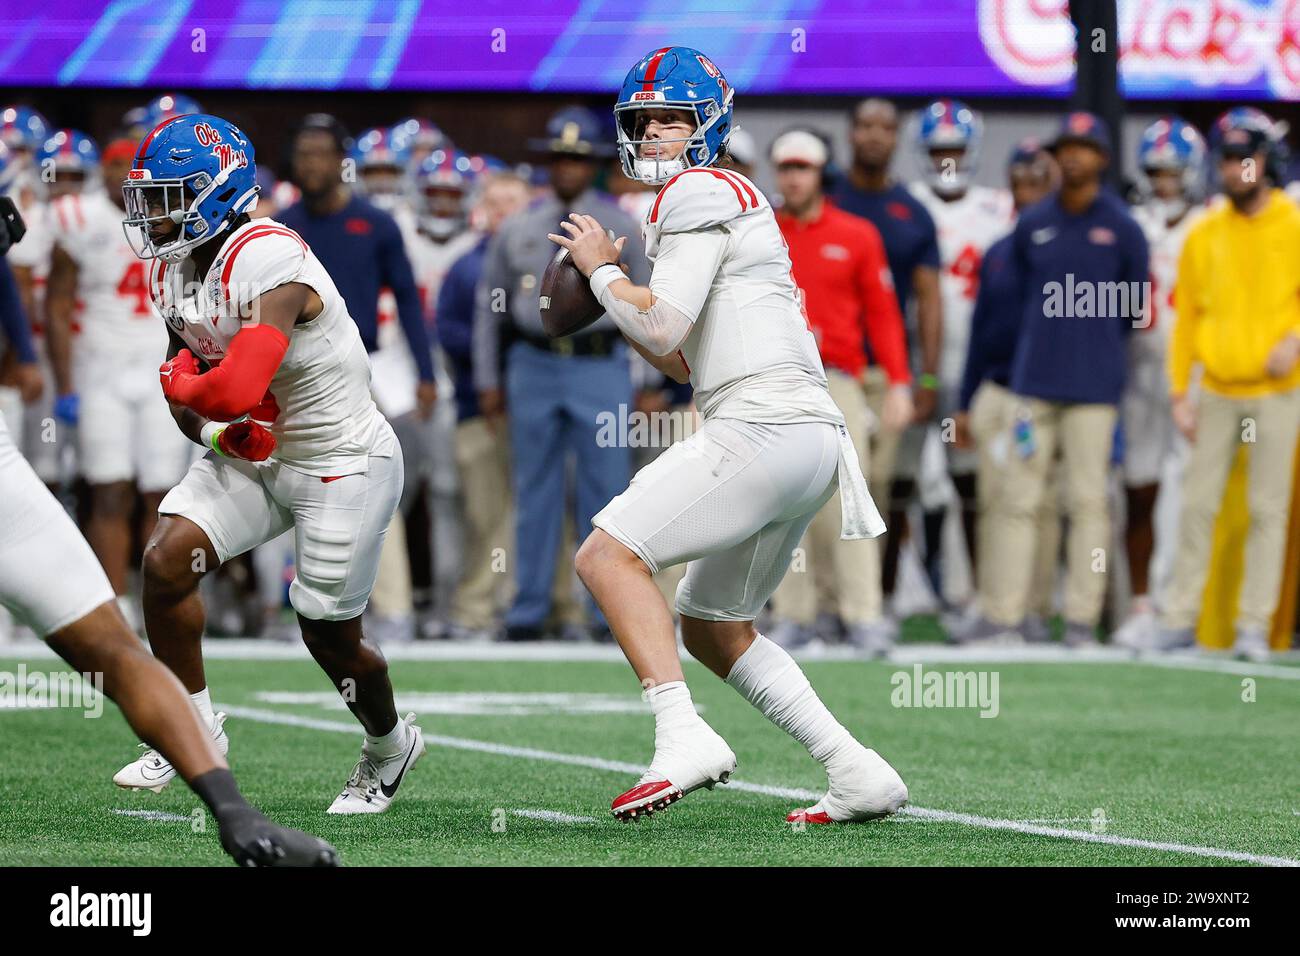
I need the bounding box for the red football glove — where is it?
[159,348,201,403]
[211,420,276,462]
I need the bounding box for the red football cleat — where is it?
[611,779,685,822]
[786,807,835,825]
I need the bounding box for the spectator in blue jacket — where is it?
[279,114,436,419]
[436,171,531,639]
[971,113,1148,647]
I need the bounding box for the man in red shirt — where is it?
[767,130,913,653]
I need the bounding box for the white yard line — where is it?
[218,704,1299,867]
[110,809,192,823]
[510,809,598,824]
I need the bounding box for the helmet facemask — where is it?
[121,162,257,262]
[616,99,729,185]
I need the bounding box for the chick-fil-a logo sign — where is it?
[980,0,1300,99]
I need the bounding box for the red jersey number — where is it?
[117,261,153,317]
[949,244,981,301]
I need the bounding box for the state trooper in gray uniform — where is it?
[472,106,650,641]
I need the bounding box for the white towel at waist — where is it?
[835,422,886,539]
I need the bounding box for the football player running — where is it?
[1113,117,1206,650]
[549,47,908,824]
[112,114,425,814]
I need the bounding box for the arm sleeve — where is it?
[435,253,476,363]
[857,224,910,385]
[1167,232,1199,394]
[168,323,289,421]
[379,217,435,382]
[0,258,36,364]
[472,231,509,392]
[646,229,728,323]
[592,268,695,357]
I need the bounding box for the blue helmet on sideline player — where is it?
[38,129,102,198]
[1210,107,1290,185]
[1136,116,1206,214]
[121,113,258,261]
[415,147,473,240]
[615,46,734,184]
[351,127,413,211]
[916,98,982,197]
[0,105,49,156]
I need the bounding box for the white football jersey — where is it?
[1131,201,1204,364]
[50,191,167,362]
[148,218,392,476]
[908,182,1014,388]
[642,167,842,427]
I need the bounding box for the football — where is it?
[539,245,628,339]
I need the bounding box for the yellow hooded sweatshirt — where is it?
[1170,189,1300,398]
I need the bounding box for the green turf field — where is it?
[1,636,1297,867]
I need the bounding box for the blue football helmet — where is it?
[416,147,473,240]
[1,105,50,155]
[351,128,413,211]
[121,113,259,262]
[615,46,734,184]
[1137,117,1205,199]
[1210,106,1290,183]
[389,118,448,167]
[38,129,102,197]
[916,99,982,197]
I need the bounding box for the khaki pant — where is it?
[450,417,513,629]
[771,369,883,625]
[983,395,1116,627]
[1163,387,1300,632]
[370,517,412,618]
[968,382,1060,619]
[863,367,903,517]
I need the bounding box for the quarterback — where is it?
[550,47,908,823]
[113,113,424,813]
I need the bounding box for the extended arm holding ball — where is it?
[550,213,720,383]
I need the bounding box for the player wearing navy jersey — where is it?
[550,48,908,825]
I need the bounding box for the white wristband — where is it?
[588,263,625,301]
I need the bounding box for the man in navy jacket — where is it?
[972,113,1148,647]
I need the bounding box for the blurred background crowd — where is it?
[1,83,1298,659]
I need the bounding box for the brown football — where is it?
[539,246,628,339]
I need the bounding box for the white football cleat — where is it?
[787,746,908,824]
[611,721,737,821]
[114,711,229,793]
[327,713,426,815]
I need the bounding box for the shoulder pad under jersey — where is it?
[647,167,762,234]
[214,222,308,313]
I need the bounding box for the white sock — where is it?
[645,680,702,736]
[366,718,408,762]
[725,635,857,769]
[189,687,215,727]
